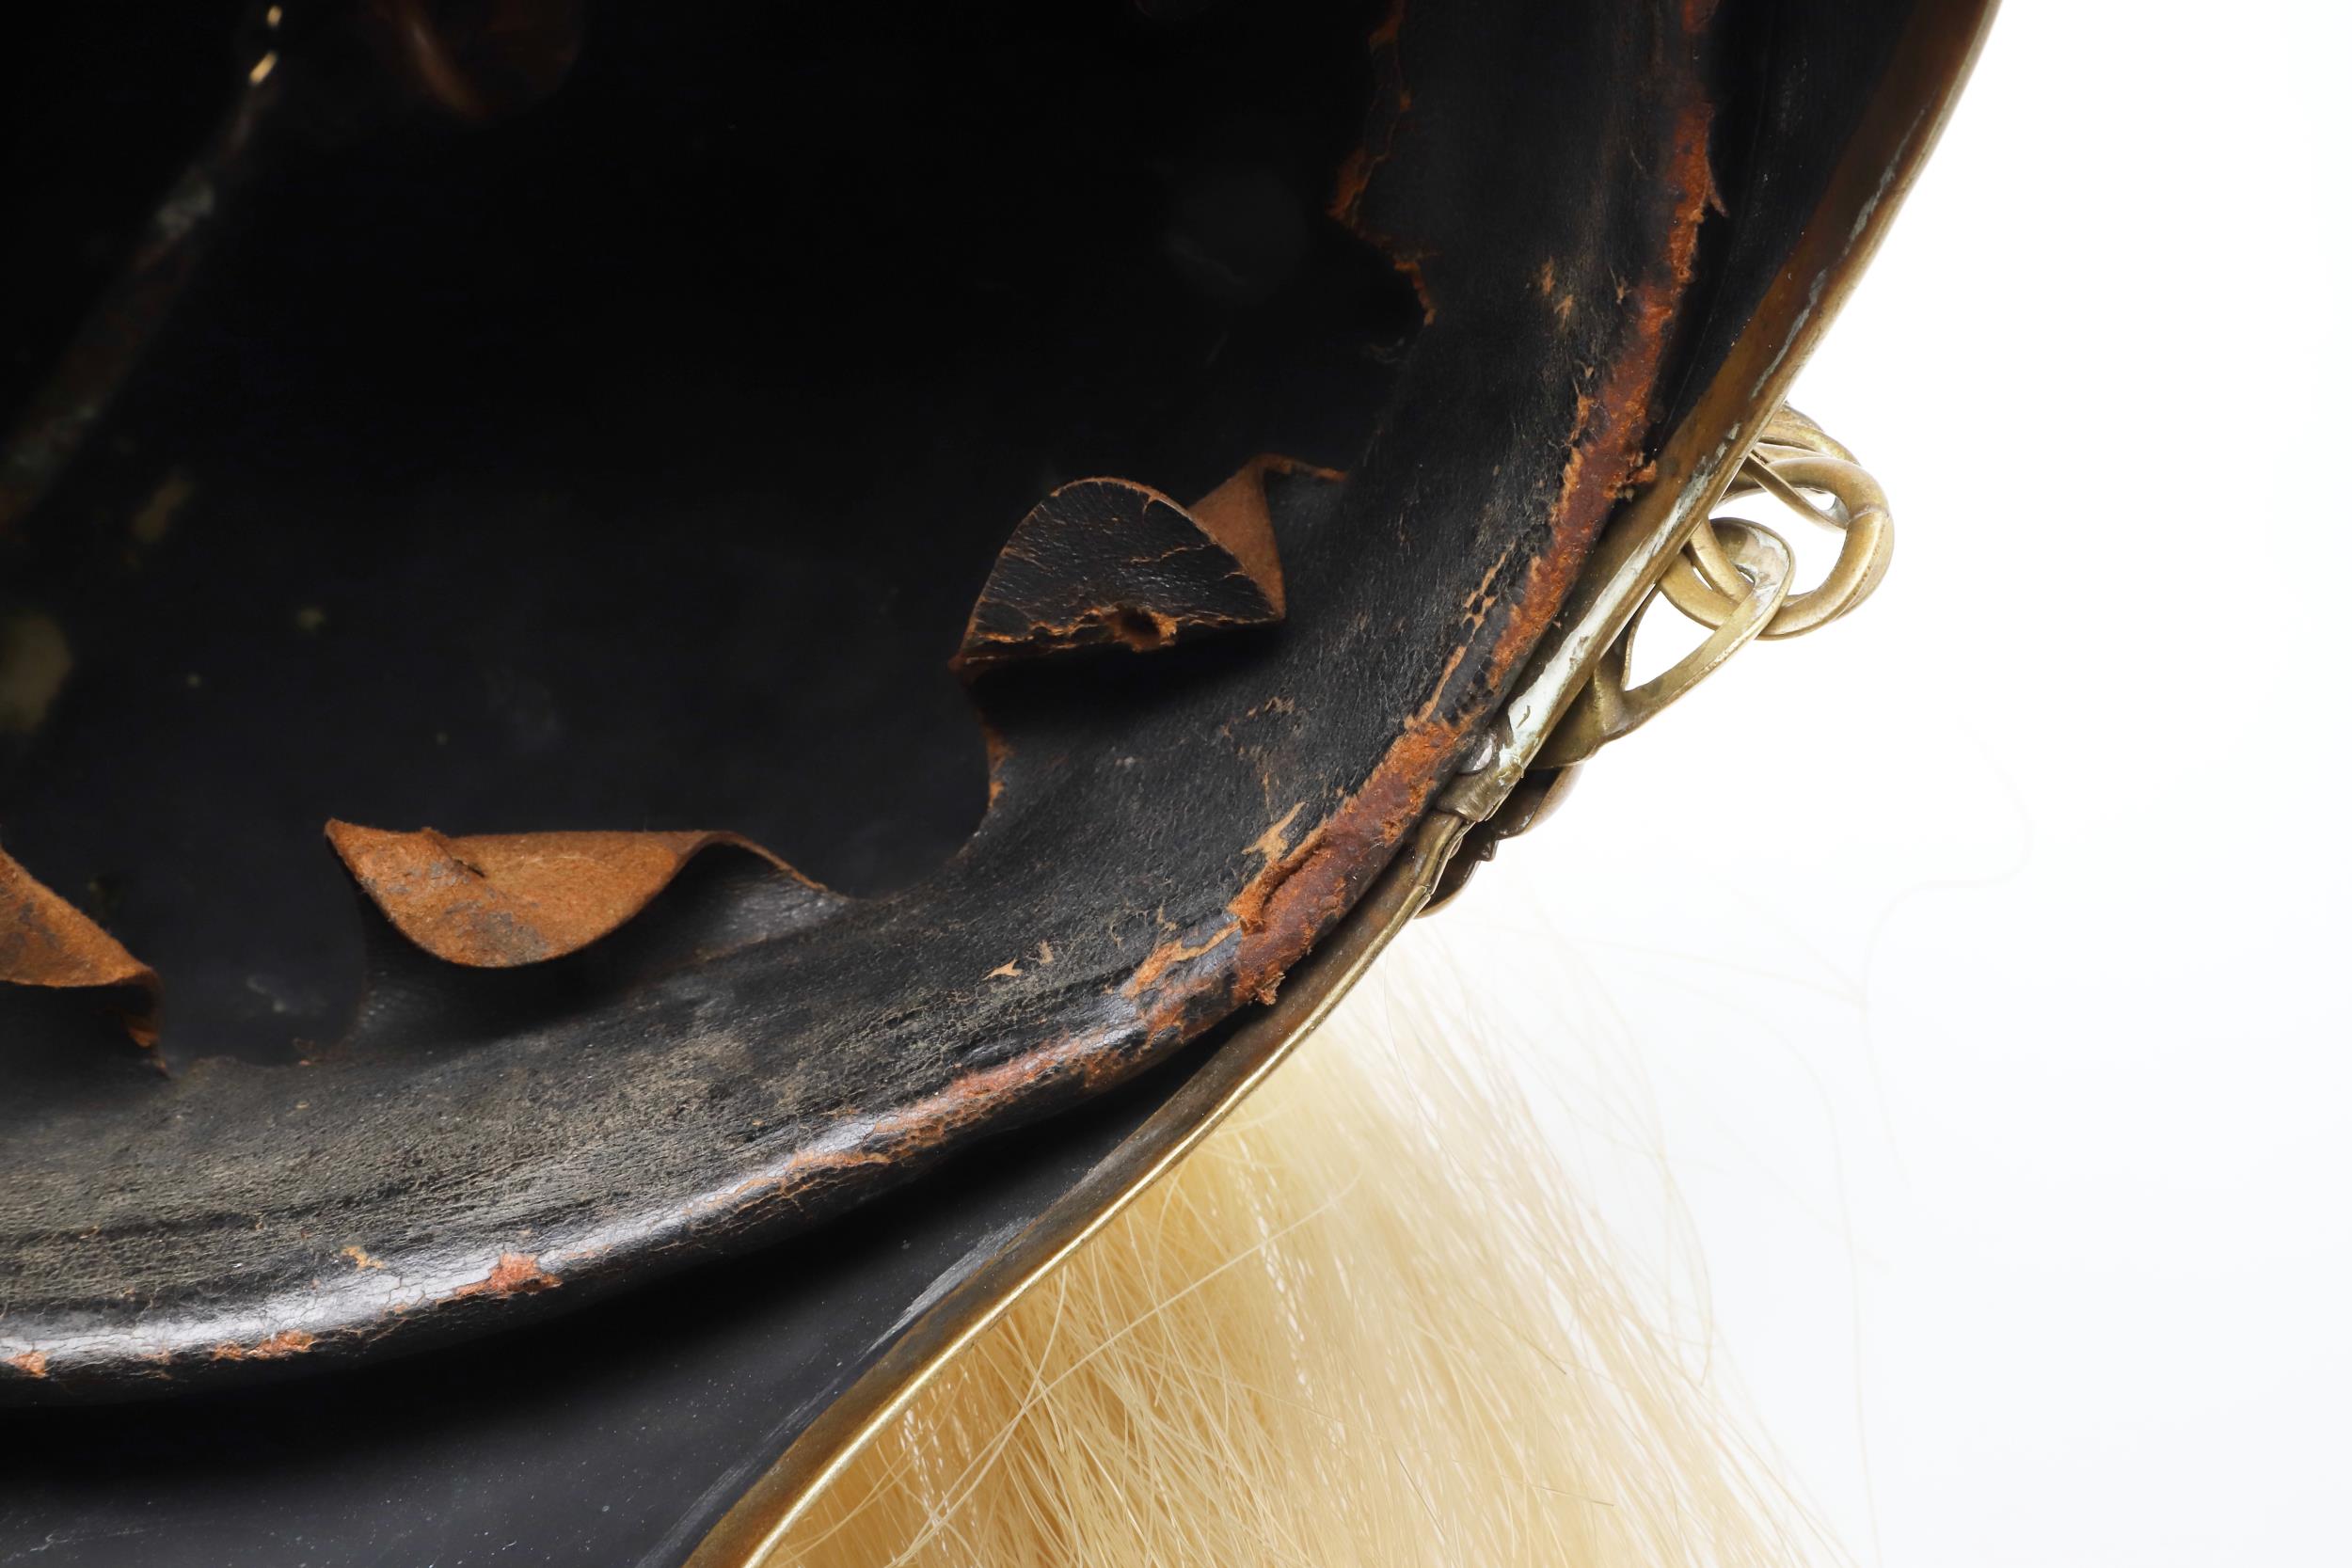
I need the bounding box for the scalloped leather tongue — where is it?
[952,456,1322,675]
[0,847,158,1043]
[324,823,818,968]
[4,455,1316,1043]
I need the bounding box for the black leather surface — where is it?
[0,0,1994,1559]
[0,1019,1216,1565]
[2,0,1719,1394]
[0,0,1951,1429]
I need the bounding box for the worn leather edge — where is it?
[0,0,1745,1399]
[684,0,2002,1556]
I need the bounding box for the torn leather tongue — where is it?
[0,847,159,1045]
[325,823,824,969]
[952,455,1328,676]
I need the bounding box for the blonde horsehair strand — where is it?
[772,938,1832,1567]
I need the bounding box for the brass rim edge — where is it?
[1438,0,1995,839]
[687,4,1995,1560]
[684,810,1470,1568]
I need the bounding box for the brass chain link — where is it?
[1422,400,1893,914]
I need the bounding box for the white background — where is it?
[1392,5,2352,1564]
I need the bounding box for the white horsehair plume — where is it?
[772,926,1836,1568]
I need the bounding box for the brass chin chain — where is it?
[1424,402,1895,912]
[1660,405,1892,640]
[1545,404,1893,766]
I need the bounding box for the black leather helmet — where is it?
[0,1,1992,1560]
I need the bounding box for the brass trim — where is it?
[1538,517,1794,770]
[684,809,1470,1568]
[1661,406,1893,639]
[689,4,1993,1560]
[1436,1,1990,831]
[1417,396,1895,922]
[1536,404,1895,771]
